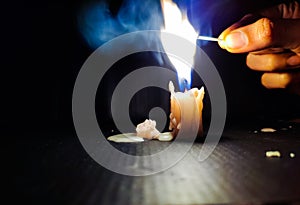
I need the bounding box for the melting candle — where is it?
[169,81,205,138]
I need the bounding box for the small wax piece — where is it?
[136,119,160,139]
[261,128,276,133]
[158,132,173,141]
[108,133,144,143]
[266,151,281,158]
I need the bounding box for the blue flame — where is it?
[178,76,191,91]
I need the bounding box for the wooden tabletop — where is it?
[11,120,300,205]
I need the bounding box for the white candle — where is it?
[169,81,205,138]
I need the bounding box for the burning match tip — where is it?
[197,36,223,42]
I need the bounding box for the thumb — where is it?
[219,18,300,53]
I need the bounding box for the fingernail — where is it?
[225,31,248,49]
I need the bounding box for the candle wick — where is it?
[182,78,189,92]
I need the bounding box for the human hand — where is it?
[218,1,300,95]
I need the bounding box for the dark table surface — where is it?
[9,119,300,205]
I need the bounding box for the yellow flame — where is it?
[160,0,198,86]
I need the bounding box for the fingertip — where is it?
[218,26,236,50]
[261,73,271,88]
[261,73,277,89]
[218,38,226,49]
[218,29,249,52]
[261,73,291,89]
[218,31,227,49]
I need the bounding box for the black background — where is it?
[4,1,300,204]
[2,0,300,133]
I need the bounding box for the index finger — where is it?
[219,18,300,53]
[218,2,300,53]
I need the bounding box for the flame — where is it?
[160,0,198,90]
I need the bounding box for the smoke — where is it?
[189,0,234,46]
[78,0,225,49]
[78,0,164,49]
[187,0,213,36]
